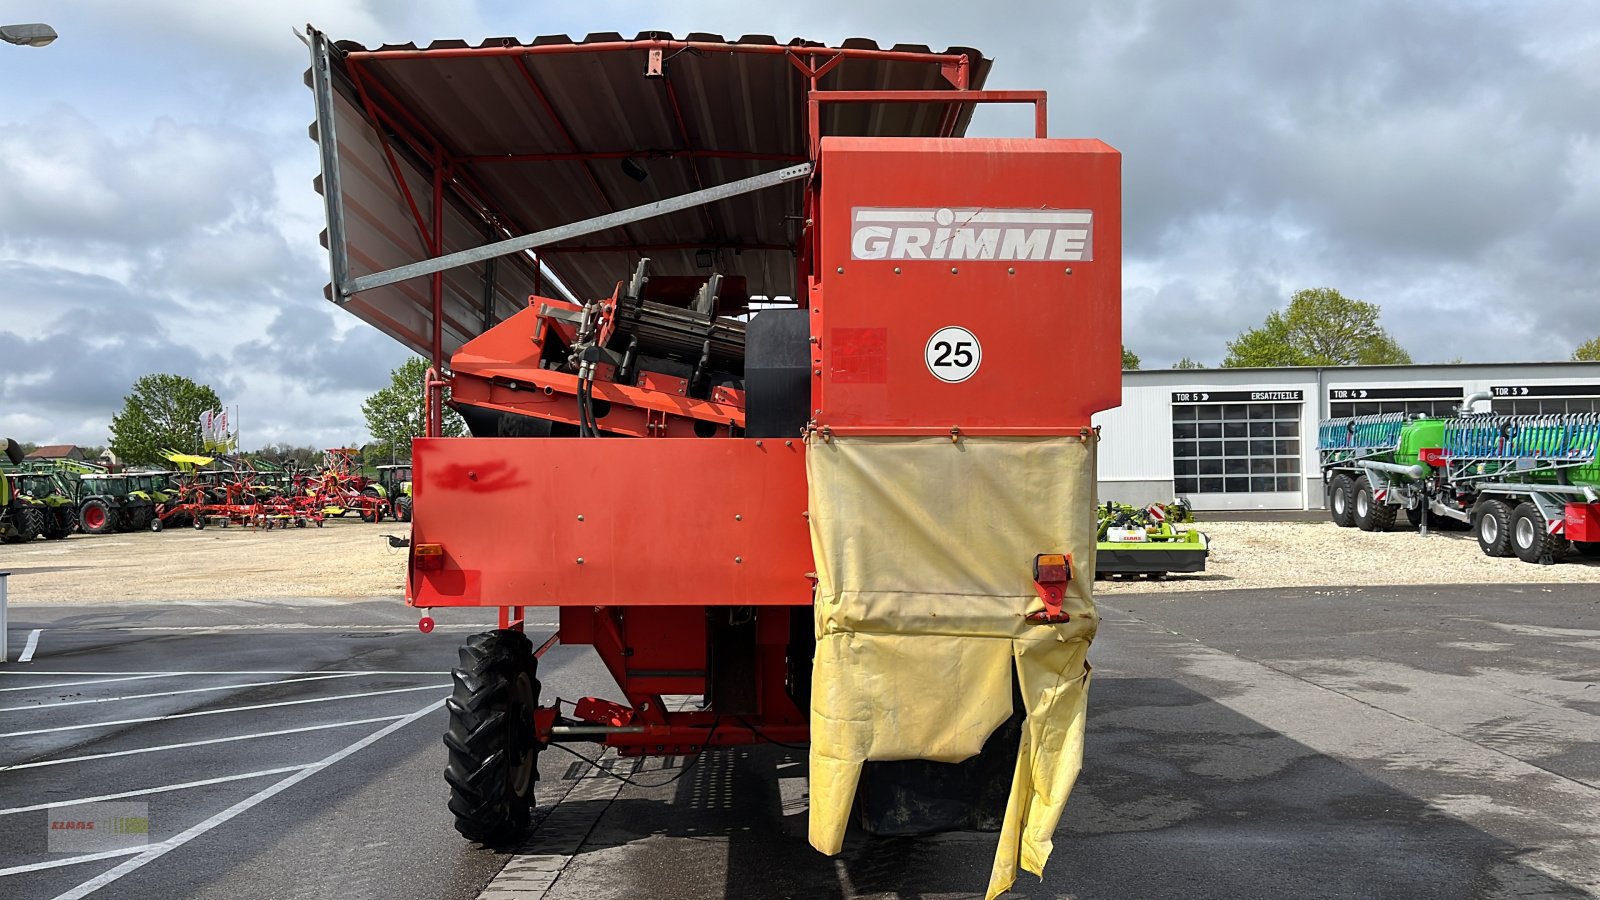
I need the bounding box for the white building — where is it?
[1095,361,1600,511]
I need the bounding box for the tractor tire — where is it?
[1474,499,1513,557]
[361,487,385,524]
[43,508,74,540]
[1328,474,1356,527]
[1353,478,1396,532]
[79,499,115,535]
[16,507,44,541]
[444,630,542,845]
[396,496,413,523]
[1510,502,1566,564]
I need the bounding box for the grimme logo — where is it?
[850,207,1093,262]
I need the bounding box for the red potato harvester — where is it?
[307,28,1119,896]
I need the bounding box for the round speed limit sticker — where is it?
[924,326,982,383]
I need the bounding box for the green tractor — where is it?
[2,439,46,543]
[373,464,413,522]
[10,471,77,539]
[76,473,156,534]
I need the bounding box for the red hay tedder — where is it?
[308,27,1119,892]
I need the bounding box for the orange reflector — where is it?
[414,543,444,570]
[1033,552,1071,585]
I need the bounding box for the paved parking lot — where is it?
[3,585,1597,899]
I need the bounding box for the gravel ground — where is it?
[5,512,1596,606]
[1097,517,1600,595]
[0,518,410,604]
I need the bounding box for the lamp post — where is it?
[0,23,57,47]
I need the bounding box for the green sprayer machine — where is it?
[1318,393,1600,563]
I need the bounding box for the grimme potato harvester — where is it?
[307,28,1119,893]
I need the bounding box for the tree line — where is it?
[1125,287,1600,369]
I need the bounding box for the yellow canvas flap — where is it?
[806,435,1098,899]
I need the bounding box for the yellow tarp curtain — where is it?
[806,435,1098,899]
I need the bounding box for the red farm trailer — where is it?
[307,28,1119,897]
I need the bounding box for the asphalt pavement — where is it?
[2,585,1597,899]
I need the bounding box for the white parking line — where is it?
[0,715,408,771]
[52,623,509,633]
[0,847,146,878]
[52,698,446,900]
[0,674,189,693]
[0,684,447,738]
[0,672,387,712]
[0,670,446,677]
[17,630,41,663]
[0,765,312,817]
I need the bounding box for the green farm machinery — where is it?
[9,471,77,539]
[1095,499,1209,578]
[373,464,412,522]
[2,439,47,542]
[1318,394,1600,563]
[76,473,157,534]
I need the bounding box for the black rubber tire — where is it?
[1329,474,1357,527]
[1510,502,1566,564]
[360,487,385,524]
[444,630,541,845]
[396,496,413,523]
[79,498,115,535]
[1405,505,1425,528]
[42,507,74,540]
[1353,478,1396,532]
[15,507,44,541]
[1474,499,1513,557]
[150,517,164,532]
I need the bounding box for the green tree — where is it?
[1121,346,1141,370]
[1222,288,1412,368]
[362,357,464,459]
[1173,357,1206,369]
[109,374,224,466]
[1574,336,1600,362]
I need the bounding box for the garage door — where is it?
[1171,390,1303,510]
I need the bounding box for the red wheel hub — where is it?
[85,506,105,529]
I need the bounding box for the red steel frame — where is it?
[374,42,1095,754]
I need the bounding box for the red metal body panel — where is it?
[406,437,811,608]
[1566,502,1600,543]
[811,137,1121,435]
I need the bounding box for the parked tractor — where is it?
[309,29,1117,896]
[75,473,155,534]
[10,472,77,539]
[1318,394,1600,562]
[374,464,412,521]
[1,439,45,542]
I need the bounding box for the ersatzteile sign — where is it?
[1171,390,1303,404]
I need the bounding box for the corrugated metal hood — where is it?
[307,29,990,360]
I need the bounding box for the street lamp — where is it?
[0,23,57,47]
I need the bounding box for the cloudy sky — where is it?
[2,1,1597,447]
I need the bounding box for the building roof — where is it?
[24,444,83,460]
[310,30,990,360]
